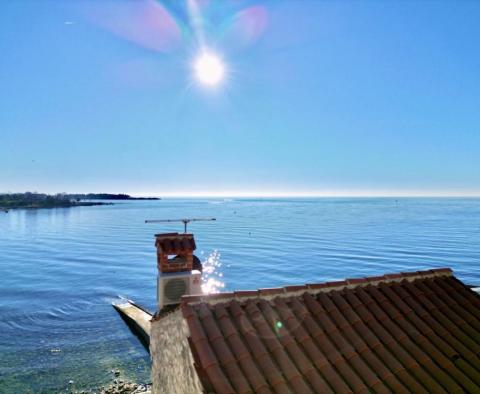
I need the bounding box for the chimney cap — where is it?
[154,232,188,237]
[155,232,196,253]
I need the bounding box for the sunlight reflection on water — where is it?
[201,250,225,294]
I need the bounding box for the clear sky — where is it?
[1,0,479,197]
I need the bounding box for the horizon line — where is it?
[3,190,480,198]
[130,190,480,198]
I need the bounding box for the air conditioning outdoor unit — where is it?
[157,270,202,310]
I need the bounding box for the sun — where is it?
[193,52,226,87]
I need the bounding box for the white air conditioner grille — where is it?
[164,278,188,302]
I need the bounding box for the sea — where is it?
[1,198,479,392]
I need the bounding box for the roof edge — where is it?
[155,232,195,238]
[181,267,453,306]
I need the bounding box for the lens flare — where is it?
[193,52,226,87]
[83,0,181,53]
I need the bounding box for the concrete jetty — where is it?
[113,300,152,350]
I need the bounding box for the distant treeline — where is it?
[69,193,160,200]
[0,192,159,210]
[0,192,107,209]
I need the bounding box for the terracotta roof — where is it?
[155,233,196,253]
[181,268,480,393]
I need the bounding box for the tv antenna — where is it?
[145,218,216,233]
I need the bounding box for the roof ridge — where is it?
[181,268,453,306]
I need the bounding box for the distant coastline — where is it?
[0,193,160,211]
[68,193,160,201]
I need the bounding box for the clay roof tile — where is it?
[176,268,480,393]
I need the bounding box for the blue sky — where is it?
[1,0,479,196]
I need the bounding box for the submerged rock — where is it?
[96,381,151,394]
[96,377,151,394]
[65,368,151,394]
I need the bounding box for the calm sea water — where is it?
[1,198,480,392]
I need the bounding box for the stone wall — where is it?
[150,310,202,394]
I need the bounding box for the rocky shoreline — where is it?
[65,370,151,394]
[97,379,151,394]
[67,381,151,394]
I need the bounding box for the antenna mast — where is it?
[145,218,216,233]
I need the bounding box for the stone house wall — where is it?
[150,310,202,394]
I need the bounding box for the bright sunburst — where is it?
[193,52,226,87]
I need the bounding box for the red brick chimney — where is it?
[155,233,196,273]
